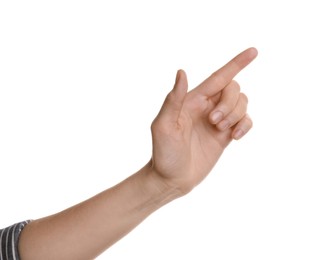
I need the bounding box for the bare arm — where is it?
[18,47,258,260]
[19,164,180,260]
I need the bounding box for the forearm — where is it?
[18,162,182,260]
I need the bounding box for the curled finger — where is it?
[209,80,240,124]
[216,92,248,131]
[232,114,253,140]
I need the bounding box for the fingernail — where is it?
[211,111,223,123]
[233,129,244,140]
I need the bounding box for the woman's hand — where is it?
[150,47,258,195]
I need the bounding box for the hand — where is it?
[150,48,258,195]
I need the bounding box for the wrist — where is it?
[135,161,183,211]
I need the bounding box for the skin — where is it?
[18,47,258,260]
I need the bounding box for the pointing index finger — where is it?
[197,47,258,96]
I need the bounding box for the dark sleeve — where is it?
[0,220,31,260]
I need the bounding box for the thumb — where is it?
[158,69,188,123]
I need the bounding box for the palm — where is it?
[184,92,232,172]
[152,91,232,191]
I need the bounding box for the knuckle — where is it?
[231,80,241,92]
[245,114,253,128]
[240,92,248,104]
[151,118,161,132]
[165,91,176,104]
[151,117,169,135]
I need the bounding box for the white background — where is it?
[1,1,314,259]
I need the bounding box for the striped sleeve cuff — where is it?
[0,220,32,260]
